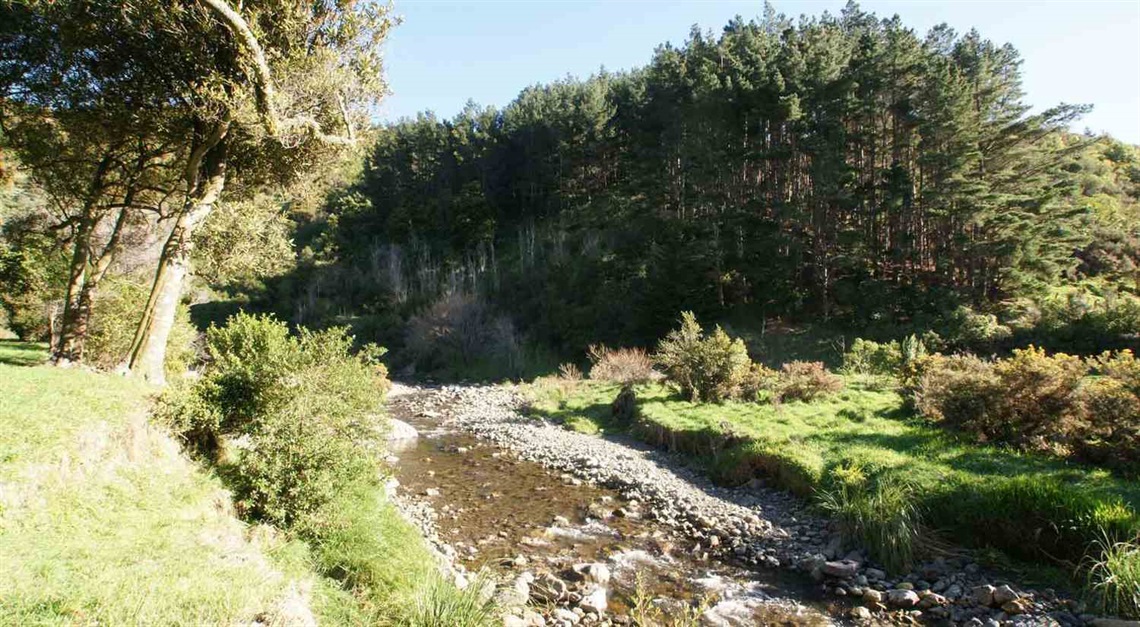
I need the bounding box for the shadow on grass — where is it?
[0,340,48,367]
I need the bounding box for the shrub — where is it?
[557,362,583,381]
[1086,536,1140,619]
[84,275,198,378]
[160,313,388,528]
[914,348,1087,446]
[738,363,779,402]
[1077,377,1140,470]
[913,354,1003,436]
[655,312,751,403]
[404,293,522,378]
[586,344,655,384]
[941,305,1013,349]
[776,361,844,402]
[817,466,921,573]
[1090,349,1140,394]
[842,338,902,377]
[990,346,1086,445]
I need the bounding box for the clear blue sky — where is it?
[378,0,1140,144]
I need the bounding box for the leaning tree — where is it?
[2,0,394,382]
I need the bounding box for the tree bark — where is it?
[126,136,228,384]
[53,154,114,364]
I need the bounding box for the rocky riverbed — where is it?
[384,384,1127,627]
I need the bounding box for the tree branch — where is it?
[198,0,357,145]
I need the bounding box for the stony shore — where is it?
[386,384,1129,627]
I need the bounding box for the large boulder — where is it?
[387,418,419,441]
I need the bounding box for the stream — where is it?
[385,386,848,626]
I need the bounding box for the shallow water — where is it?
[388,391,845,625]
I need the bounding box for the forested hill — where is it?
[295,4,1139,358]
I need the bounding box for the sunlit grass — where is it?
[0,351,296,625]
[525,379,1140,573]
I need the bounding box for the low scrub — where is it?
[654,311,751,402]
[157,312,389,529]
[587,344,655,384]
[914,346,1140,473]
[775,361,844,402]
[404,293,524,379]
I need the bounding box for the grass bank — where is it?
[525,378,1140,581]
[0,341,464,625]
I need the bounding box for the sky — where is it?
[377,0,1140,144]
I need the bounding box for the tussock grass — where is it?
[818,468,922,572]
[404,571,497,627]
[1086,536,1140,619]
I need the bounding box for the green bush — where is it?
[941,305,1012,350]
[160,312,388,528]
[85,275,197,378]
[776,361,844,402]
[654,311,751,402]
[842,338,903,377]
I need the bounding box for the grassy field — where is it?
[0,340,464,626]
[526,377,1140,582]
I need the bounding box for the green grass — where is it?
[0,343,470,626]
[0,349,300,625]
[526,379,1140,580]
[0,340,49,367]
[1086,536,1140,618]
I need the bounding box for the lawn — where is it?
[526,378,1140,578]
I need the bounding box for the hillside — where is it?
[269,9,1139,372]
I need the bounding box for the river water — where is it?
[388,390,846,626]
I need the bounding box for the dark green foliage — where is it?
[0,214,67,341]
[157,313,388,528]
[654,311,751,402]
[271,6,1140,363]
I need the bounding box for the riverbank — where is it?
[386,383,1117,626]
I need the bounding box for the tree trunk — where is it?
[53,215,93,363]
[53,155,113,364]
[127,138,228,384]
[60,207,131,364]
